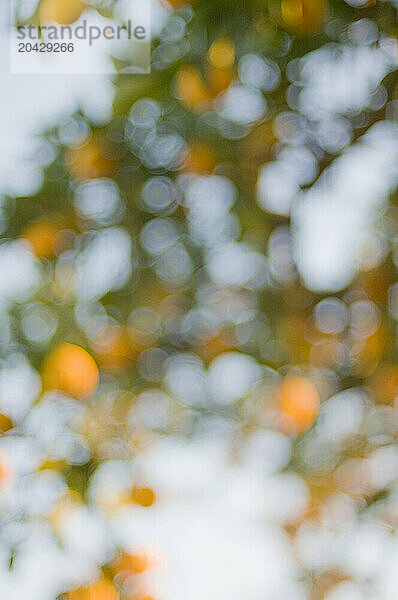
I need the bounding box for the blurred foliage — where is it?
[2,0,398,599]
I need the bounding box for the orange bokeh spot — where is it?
[41,343,99,399]
[206,65,236,96]
[195,336,234,364]
[271,0,328,36]
[0,452,13,488]
[167,0,195,6]
[0,414,13,433]
[175,66,212,112]
[21,219,63,259]
[66,589,88,600]
[131,487,156,508]
[39,0,86,25]
[367,364,398,404]
[183,141,216,175]
[93,325,139,371]
[112,552,149,579]
[279,376,320,434]
[88,580,118,600]
[175,59,235,114]
[66,135,117,180]
[207,39,235,70]
[67,580,118,600]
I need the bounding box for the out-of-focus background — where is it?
[2,0,398,599]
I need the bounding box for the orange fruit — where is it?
[131,487,156,508]
[39,0,86,25]
[278,376,320,434]
[41,343,99,399]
